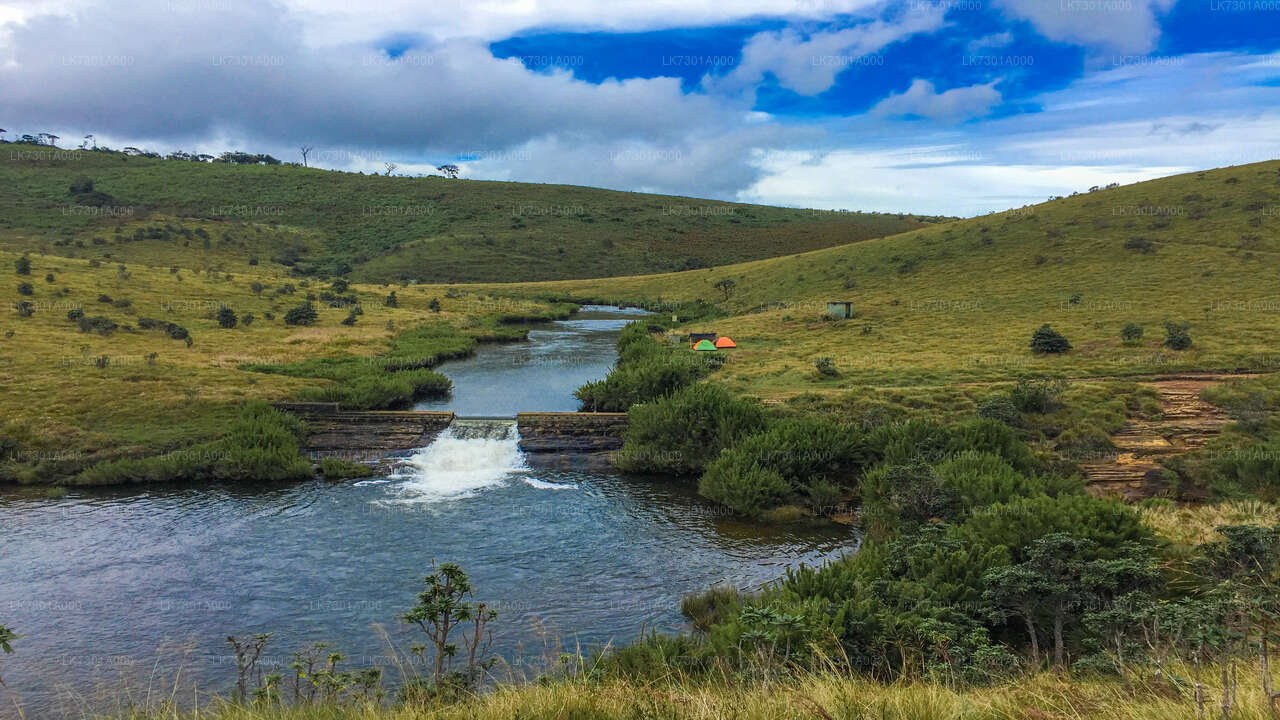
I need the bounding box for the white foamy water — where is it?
[388,420,528,501]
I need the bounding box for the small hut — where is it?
[689,332,716,343]
[826,301,854,319]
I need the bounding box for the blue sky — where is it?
[2,0,1279,215]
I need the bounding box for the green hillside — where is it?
[479,159,1280,395]
[0,145,941,283]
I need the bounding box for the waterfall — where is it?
[389,419,527,500]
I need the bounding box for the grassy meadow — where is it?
[0,145,939,283]
[469,160,1280,398]
[0,243,565,484]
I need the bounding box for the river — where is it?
[0,306,851,717]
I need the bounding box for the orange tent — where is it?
[714,336,737,348]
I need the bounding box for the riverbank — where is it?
[0,246,578,486]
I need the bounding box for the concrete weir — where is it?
[275,403,628,460]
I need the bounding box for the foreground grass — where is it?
[82,667,1280,720]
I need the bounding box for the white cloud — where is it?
[711,7,948,97]
[870,79,1002,122]
[991,0,1177,55]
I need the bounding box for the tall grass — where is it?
[60,662,1280,720]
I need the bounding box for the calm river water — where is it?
[0,306,851,717]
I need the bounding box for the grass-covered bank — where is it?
[0,243,579,485]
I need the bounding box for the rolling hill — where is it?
[469,159,1280,397]
[0,144,944,283]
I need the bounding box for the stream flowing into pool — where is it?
[0,306,852,717]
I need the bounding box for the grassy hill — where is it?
[0,144,941,283]
[474,159,1280,398]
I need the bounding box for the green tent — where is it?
[693,339,717,351]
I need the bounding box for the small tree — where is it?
[341,310,358,326]
[714,277,736,302]
[216,306,238,328]
[330,278,349,294]
[1030,324,1071,354]
[1163,321,1192,350]
[402,562,497,695]
[384,291,398,308]
[1121,322,1144,344]
[437,164,459,179]
[427,298,441,313]
[16,283,32,296]
[14,256,30,276]
[284,302,318,326]
[227,633,273,702]
[14,301,33,318]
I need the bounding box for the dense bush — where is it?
[575,322,715,412]
[1163,321,1192,350]
[1120,322,1144,343]
[14,256,30,275]
[977,395,1020,426]
[14,301,34,317]
[615,383,766,475]
[699,417,865,517]
[861,452,1052,538]
[16,283,32,296]
[1009,377,1066,413]
[1029,324,1071,354]
[216,306,237,328]
[284,302,318,326]
[66,308,84,321]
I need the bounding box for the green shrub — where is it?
[814,357,839,377]
[216,306,237,328]
[66,308,84,321]
[955,494,1150,561]
[77,315,117,335]
[16,283,32,296]
[576,322,715,412]
[284,302,318,326]
[14,256,30,275]
[616,383,767,475]
[1120,322,1144,344]
[385,291,398,307]
[14,301,33,317]
[319,457,371,480]
[1029,324,1071,354]
[1009,377,1066,413]
[1163,321,1192,350]
[699,417,866,516]
[977,395,1020,426]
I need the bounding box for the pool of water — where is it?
[0,306,853,717]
